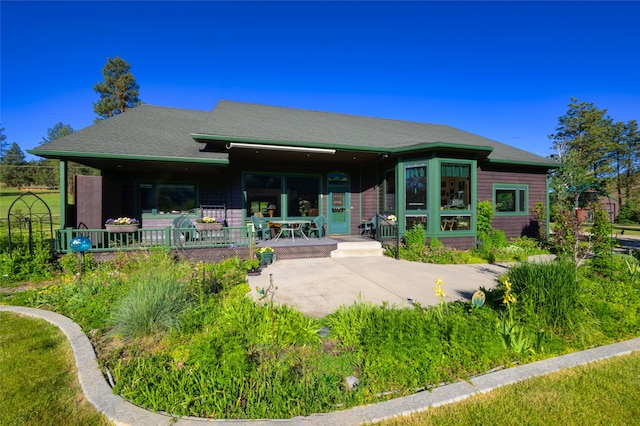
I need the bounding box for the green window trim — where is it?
[437,159,475,235]
[396,158,477,237]
[493,184,529,216]
[243,172,322,219]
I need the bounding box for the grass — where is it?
[2,249,640,420]
[0,189,61,228]
[2,307,638,425]
[0,312,111,426]
[382,351,640,425]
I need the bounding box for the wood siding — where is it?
[477,166,547,240]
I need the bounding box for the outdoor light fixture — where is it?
[227,142,335,154]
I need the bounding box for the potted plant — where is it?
[246,258,261,276]
[384,214,397,224]
[105,217,139,233]
[257,246,275,265]
[195,216,223,231]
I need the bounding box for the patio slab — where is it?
[247,256,508,317]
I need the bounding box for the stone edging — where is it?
[2,305,639,425]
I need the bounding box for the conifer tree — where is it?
[93,56,142,120]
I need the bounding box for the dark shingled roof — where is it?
[31,100,557,167]
[31,105,227,163]
[195,100,557,166]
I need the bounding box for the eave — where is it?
[27,149,230,166]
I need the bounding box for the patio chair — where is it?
[309,215,326,238]
[172,216,197,242]
[360,215,379,237]
[251,215,271,240]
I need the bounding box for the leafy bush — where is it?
[590,203,614,276]
[0,242,57,283]
[476,200,494,239]
[617,199,640,224]
[400,223,426,261]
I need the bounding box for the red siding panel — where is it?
[477,166,547,240]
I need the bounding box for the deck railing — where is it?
[56,226,252,254]
[376,223,399,240]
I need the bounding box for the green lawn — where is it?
[0,312,112,426]
[0,189,62,228]
[383,351,640,425]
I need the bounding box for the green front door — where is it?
[327,172,350,235]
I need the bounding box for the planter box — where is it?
[195,222,223,231]
[106,224,139,233]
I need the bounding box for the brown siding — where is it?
[435,236,476,250]
[358,162,379,233]
[477,165,547,239]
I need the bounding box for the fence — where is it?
[56,226,252,254]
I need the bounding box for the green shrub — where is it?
[507,260,583,333]
[476,200,494,239]
[617,200,640,225]
[400,224,426,261]
[110,275,192,339]
[590,203,614,276]
[490,229,508,248]
[58,252,95,276]
[0,242,57,283]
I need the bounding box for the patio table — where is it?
[270,219,311,242]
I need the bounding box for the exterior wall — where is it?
[358,161,379,233]
[433,236,475,250]
[477,165,547,240]
[224,161,363,235]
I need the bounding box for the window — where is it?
[384,169,396,211]
[405,165,427,210]
[406,215,427,231]
[139,183,195,213]
[286,176,320,217]
[440,164,471,210]
[245,173,320,217]
[440,215,471,231]
[493,184,528,214]
[246,174,281,216]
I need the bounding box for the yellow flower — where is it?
[503,292,517,305]
[434,278,446,298]
[503,278,512,291]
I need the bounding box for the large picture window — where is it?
[139,183,196,213]
[246,174,281,216]
[440,164,471,210]
[405,165,427,210]
[494,184,528,214]
[246,173,320,217]
[286,176,320,217]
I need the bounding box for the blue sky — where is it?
[2,1,639,160]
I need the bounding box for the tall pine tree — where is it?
[548,98,614,205]
[40,122,74,145]
[93,56,142,120]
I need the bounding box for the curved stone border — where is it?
[2,305,640,425]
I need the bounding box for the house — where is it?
[30,100,558,251]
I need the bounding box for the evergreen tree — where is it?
[0,142,31,187]
[40,122,74,145]
[548,98,614,204]
[93,56,142,120]
[621,120,639,202]
[0,126,8,161]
